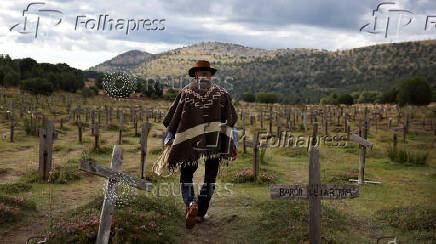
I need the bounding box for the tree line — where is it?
[0,55,84,95]
[319,77,433,106]
[241,77,432,106]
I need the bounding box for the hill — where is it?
[89,40,436,104]
[88,50,156,74]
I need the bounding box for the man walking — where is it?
[163,60,238,229]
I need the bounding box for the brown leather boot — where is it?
[185,201,198,229]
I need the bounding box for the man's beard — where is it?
[197,77,210,82]
[196,77,211,90]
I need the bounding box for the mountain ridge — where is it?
[88,40,436,103]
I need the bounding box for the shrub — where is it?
[0,195,37,227]
[232,167,275,184]
[89,85,99,95]
[48,163,83,184]
[22,161,84,184]
[3,70,20,87]
[0,183,32,194]
[376,88,398,104]
[256,92,278,104]
[20,78,53,96]
[163,88,178,100]
[23,118,43,136]
[242,93,255,102]
[397,77,432,106]
[358,90,379,104]
[79,87,96,98]
[387,147,428,166]
[337,94,354,105]
[233,167,255,183]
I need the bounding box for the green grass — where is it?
[252,199,352,243]
[41,194,184,244]
[0,91,435,243]
[387,146,428,166]
[21,160,84,185]
[0,183,32,194]
[375,205,436,241]
[0,195,37,231]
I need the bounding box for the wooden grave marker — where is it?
[270,126,359,244]
[348,127,380,184]
[39,120,54,180]
[79,146,153,244]
[140,123,151,179]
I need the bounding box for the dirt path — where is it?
[182,163,237,244]
[0,213,49,244]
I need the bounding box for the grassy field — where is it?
[0,89,435,243]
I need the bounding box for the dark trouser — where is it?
[180,157,220,217]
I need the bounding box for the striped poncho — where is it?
[162,80,238,169]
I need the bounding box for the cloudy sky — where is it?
[1,0,435,70]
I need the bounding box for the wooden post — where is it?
[91,110,95,135]
[78,121,83,144]
[393,133,398,153]
[242,127,247,153]
[119,112,123,145]
[260,111,263,129]
[303,112,308,132]
[9,101,14,142]
[358,111,369,185]
[39,120,54,180]
[134,114,138,137]
[403,126,407,144]
[324,119,328,136]
[140,123,151,179]
[344,112,347,133]
[105,106,109,128]
[253,132,259,180]
[269,142,359,244]
[269,106,273,134]
[109,107,113,126]
[309,147,321,244]
[96,146,123,244]
[375,113,378,134]
[94,123,100,151]
[277,125,282,147]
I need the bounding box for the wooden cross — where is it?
[269,124,360,244]
[79,146,153,244]
[348,133,380,185]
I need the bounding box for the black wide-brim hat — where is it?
[188,60,217,77]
